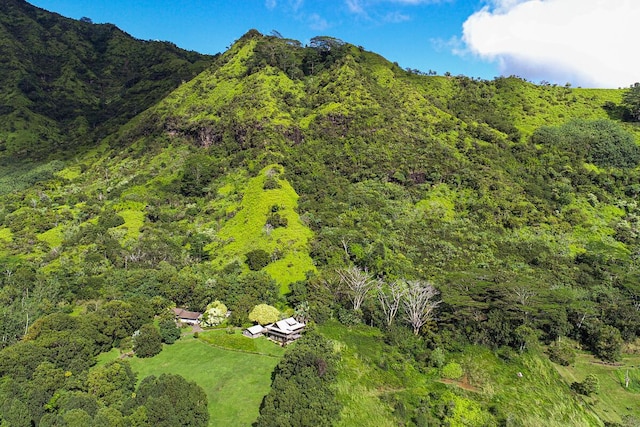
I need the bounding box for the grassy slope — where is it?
[319,321,601,426]
[555,351,640,424]
[208,165,316,292]
[319,322,404,427]
[459,347,602,427]
[100,332,284,426]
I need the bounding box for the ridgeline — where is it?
[1,3,640,425]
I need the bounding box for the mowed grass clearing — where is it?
[102,334,283,426]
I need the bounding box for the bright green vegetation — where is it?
[320,321,600,426]
[208,165,315,292]
[197,329,285,357]
[0,227,13,242]
[103,335,282,426]
[2,7,640,425]
[555,351,640,425]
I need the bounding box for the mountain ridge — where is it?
[0,0,214,162]
[1,7,640,425]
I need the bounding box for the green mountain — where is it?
[1,6,640,425]
[0,0,213,169]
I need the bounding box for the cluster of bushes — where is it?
[0,303,206,426]
[256,332,341,426]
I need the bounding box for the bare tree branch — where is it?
[338,266,378,311]
[377,280,407,326]
[403,280,440,335]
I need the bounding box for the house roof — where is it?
[246,324,265,334]
[172,308,202,320]
[267,317,305,334]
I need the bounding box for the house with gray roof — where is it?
[243,324,266,338]
[264,317,306,344]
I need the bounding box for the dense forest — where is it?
[2,1,640,425]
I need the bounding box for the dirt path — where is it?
[437,377,482,393]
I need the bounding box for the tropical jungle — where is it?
[2,1,640,425]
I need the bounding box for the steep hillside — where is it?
[2,27,640,426]
[0,0,213,164]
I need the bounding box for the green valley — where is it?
[2,2,640,426]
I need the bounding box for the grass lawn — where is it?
[554,351,640,424]
[100,334,283,426]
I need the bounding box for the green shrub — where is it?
[245,249,270,270]
[263,176,281,190]
[442,362,463,380]
[266,212,287,228]
[133,324,162,358]
[571,374,599,396]
[532,119,640,169]
[97,210,125,229]
[430,347,446,368]
[548,339,576,366]
[159,319,181,344]
[248,304,280,324]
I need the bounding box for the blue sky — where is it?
[28,0,640,88]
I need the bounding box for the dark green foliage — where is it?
[96,300,151,345]
[263,176,281,189]
[531,119,640,168]
[245,249,270,270]
[0,0,213,161]
[246,34,348,79]
[571,374,600,396]
[266,211,288,228]
[256,332,341,427]
[159,318,181,344]
[1,397,31,427]
[57,392,99,417]
[588,323,623,363]
[133,323,163,358]
[87,360,137,407]
[547,339,577,366]
[180,154,221,196]
[127,373,209,427]
[622,83,640,121]
[97,209,125,229]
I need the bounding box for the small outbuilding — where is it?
[243,324,266,338]
[173,308,203,325]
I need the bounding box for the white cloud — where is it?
[289,0,304,12]
[345,0,447,18]
[265,0,277,10]
[461,0,640,88]
[384,11,411,22]
[346,0,366,14]
[308,13,330,31]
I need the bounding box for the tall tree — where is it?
[377,280,407,327]
[623,82,640,121]
[403,280,440,335]
[256,332,341,427]
[133,324,162,358]
[338,266,379,311]
[129,374,209,427]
